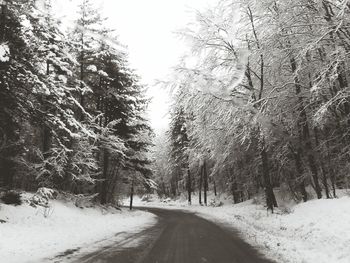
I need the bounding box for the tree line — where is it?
[0,0,153,205]
[153,0,350,211]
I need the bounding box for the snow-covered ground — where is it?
[133,192,350,263]
[0,194,156,263]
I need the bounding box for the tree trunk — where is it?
[106,163,121,204]
[307,153,322,199]
[79,33,85,121]
[100,149,109,204]
[171,180,177,197]
[199,165,203,205]
[1,158,14,189]
[129,179,134,210]
[321,165,330,199]
[290,146,308,202]
[314,128,330,199]
[261,144,277,212]
[232,182,240,204]
[328,166,337,198]
[213,179,217,196]
[290,56,323,199]
[187,168,191,205]
[43,60,51,157]
[203,160,208,206]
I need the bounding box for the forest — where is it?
[0,0,153,205]
[152,0,350,211]
[1,0,350,210]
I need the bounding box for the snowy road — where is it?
[69,207,274,263]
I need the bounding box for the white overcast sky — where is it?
[53,0,217,133]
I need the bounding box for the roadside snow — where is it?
[0,199,156,263]
[134,194,350,263]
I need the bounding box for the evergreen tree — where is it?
[169,105,191,204]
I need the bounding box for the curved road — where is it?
[69,208,274,263]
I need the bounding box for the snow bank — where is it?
[0,198,156,263]
[135,193,350,263]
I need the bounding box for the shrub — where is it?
[141,195,153,202]
[162,197,172,203]
[29,187,58,208]
[74,193,99,208]
[252,197,261,205]
[30,194,49,207]
[1,191,22,206]
[209,198,223,207]
[278,205,294,215]
[36,187,58,200]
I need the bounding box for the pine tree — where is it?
[96,45,153,204]
[169,106,192,204]
[70,0,105,121]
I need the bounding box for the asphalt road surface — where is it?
[68,208,274,263]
